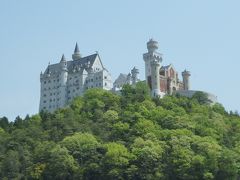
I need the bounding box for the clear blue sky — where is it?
[0,0,240,120]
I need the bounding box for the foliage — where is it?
[0,82,240,179]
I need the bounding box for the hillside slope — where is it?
[0,82,240,180]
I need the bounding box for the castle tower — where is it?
[131,67,139,85]
[150,59,161,97]
[72,43,81,60]
[59,54,68,107]
[182,70,191,90]
[143,39,163,96]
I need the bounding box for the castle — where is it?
[39,43,112,112]
[39,39,216,112]
[113,39,190,97]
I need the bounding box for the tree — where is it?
[131,137,164,179]
[192,91,212,105]
[0,116,9,131]
[43,145,79,180]
[103,142,132,179]
[1,150,22,179]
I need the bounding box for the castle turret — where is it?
[150,59,161,97]
[182,69,191,90]
[131,67,139,85]
[143,39,163,97]
[147,39,159,53]
[59,54,68,107]
[72,43,81,60]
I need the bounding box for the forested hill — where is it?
[1,82,240,180]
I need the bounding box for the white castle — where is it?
[39,43,112,112]
[40,40,217,112]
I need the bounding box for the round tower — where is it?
[72,43,81,60]
[150,59,161,97]
[131,67,139,85]
[143,39,163,89]
[182,70,191,90]
[58,54,68,108]
[60,54,68,85]
[147,38,159,53]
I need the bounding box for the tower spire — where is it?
[74,42,80,53]
[72,42,81,60]
[60,54,66,62]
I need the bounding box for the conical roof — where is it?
[74,43,80,54]
[60,54,66,62]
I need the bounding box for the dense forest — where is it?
[1,82,240,180]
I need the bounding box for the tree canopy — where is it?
[0,82,240,179]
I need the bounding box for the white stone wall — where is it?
[40,72,65,112]
[40,54,112,112]
[175,90,218,104]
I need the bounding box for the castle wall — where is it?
[39,53,112,112]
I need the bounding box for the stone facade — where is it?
[40,39,217,112]
[39,43,112,112]
[113,67,140,91]
[143,39,189,97]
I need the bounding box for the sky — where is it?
[0,0,240,121]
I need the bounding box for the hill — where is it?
[0,82,240,180]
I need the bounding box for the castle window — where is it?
[43,100,46,103]
[105,82,107,86]
[68,90,70,94]
[104,76,107,79]
[44,81,46,84]
[48,80,51,83]
[160,71,165,76]
[91,79,93,82]
[43,94,46,97]
[57,79,59,82]
[99,83,101,86]
[50,99,52,102]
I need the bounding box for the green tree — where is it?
[103,142,132,179]
[43,145,79,180]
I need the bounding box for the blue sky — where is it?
[0,0,240,120]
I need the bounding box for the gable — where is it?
[92,54,104,70]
